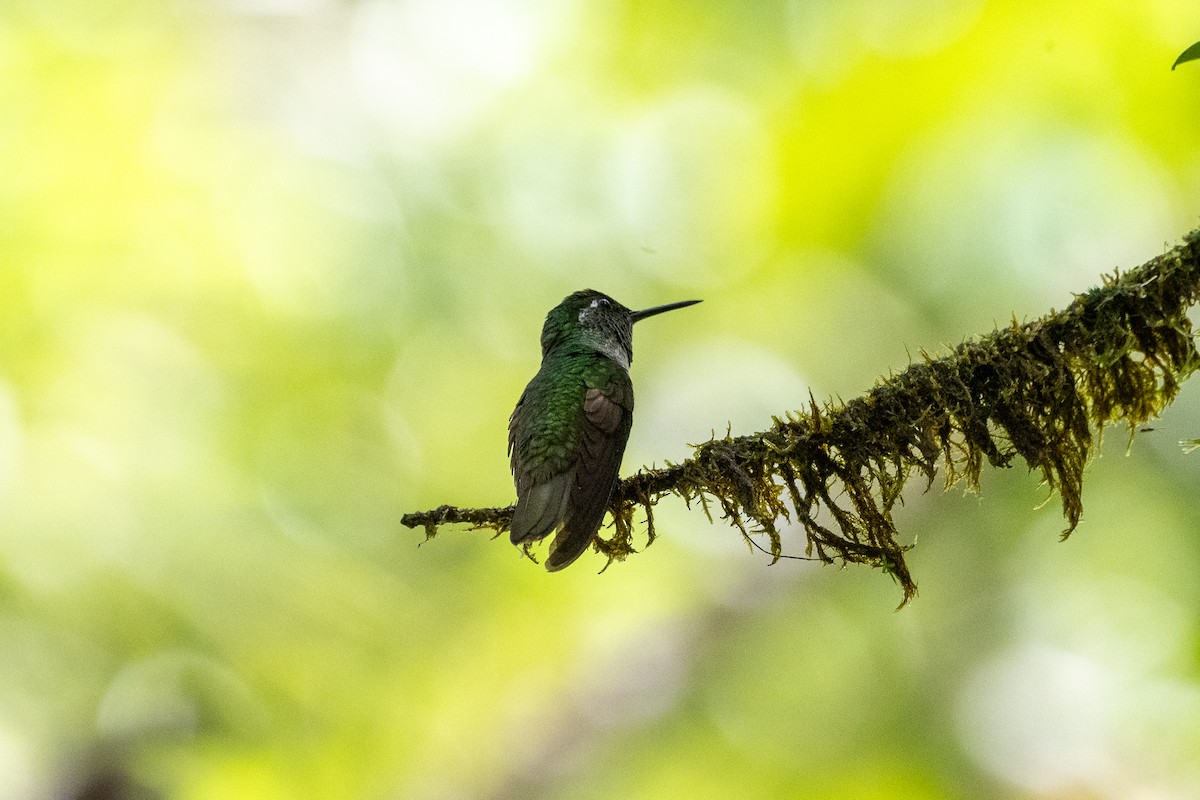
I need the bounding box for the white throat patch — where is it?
[578,306,631,370]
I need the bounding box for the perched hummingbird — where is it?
[508,290,701,571]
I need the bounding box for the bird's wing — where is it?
[508,367,581,545]
[546,365,633,571]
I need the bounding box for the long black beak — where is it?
[630,298,701,323]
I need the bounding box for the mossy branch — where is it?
[404,228,1200,605]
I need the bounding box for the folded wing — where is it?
[545,376,633,571]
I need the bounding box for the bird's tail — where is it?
[509,473,571,545]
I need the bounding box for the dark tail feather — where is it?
[545,493,609,572]
[510,473,570,545]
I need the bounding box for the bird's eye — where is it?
[598,298,610,307]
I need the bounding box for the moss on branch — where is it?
[403,228,1200,605]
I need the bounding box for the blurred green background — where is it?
[3,0,1200,797]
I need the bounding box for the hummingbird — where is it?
[508,289,701,571]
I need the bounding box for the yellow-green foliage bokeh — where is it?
[2,1,1200,798]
